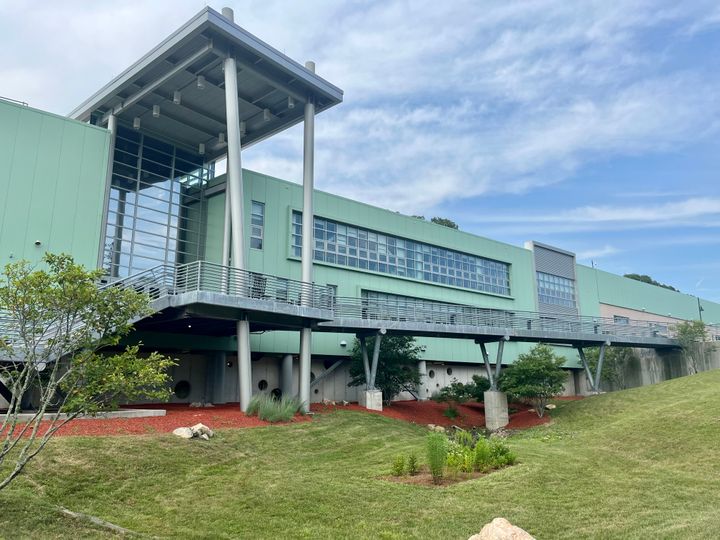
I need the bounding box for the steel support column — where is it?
[98,113,117,270]
[298,60,316,413]
[223,8,252,411]
[477,341,496,389]
[369,329,385,389]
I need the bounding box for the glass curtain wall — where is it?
[102,124,213,278]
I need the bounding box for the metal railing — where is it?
[102,260,336,310]
[331,296,695,342]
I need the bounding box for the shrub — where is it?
[247,393,303,422]
[446,441,464,479]
[391,454,406,476]
[407,453,420,476]
[426,432,448,484]
[489,438,517,468]
[469,375,491,401]
[473,437,492,472]
[443,406,459,419]
[499,343,567,417]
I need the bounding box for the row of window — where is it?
[290,211,511,295]
[537,271,576,308]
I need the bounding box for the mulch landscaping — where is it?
[9,397,581,437]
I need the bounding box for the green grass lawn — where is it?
[3,370,720,539]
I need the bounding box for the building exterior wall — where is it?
[0,99,110,270]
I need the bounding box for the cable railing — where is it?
[331,296,694,342]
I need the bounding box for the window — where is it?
[250,201,265,249]
[291,211,511,295]
[613,315,630,325]
[536,271,576,308]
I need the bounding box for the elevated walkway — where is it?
[2,261,686,355]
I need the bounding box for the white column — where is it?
[281,354,294,397]
[417,360,428,400]
[223,8,252,411]
[298,60,316,413]
[97,113,117,270]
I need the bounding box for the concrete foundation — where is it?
[484,390,509,430]
[0,408,166,422]
[358,389,383,411]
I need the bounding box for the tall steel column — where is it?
[222,6,252,412]
[298,60,316,413]
[98,113,117,270]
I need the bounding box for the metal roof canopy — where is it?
[69,7,343,156]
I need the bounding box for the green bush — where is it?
[407,453,420,476]
[469,375,491,401]
[473,437,492,472]
[443,406,459,419]
[499,343,567,417]
[489,438,517,467]
[446,441,464,479]
[391,454,406,477]
[426,432,448,484]
[247,393,303,422]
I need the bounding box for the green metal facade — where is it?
[0,99,110,270]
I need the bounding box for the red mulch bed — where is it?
[11,396,582,437]
[21,403,309,438]
[311,400,553,429]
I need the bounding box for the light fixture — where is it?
[173,90,181,105]
[339,340,347,347]
[152,104,160,118]
[218,132,225,144]
[197,75,206,89]
[263,108,271,122]
[198,143,205,155]
[239,121,246,136]
[287,96,295,109]
[187,324,192,328]
[133,117,141,130]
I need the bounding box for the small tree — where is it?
[348,335,421,403]
[499,344,567,418]
[430,217,459,230]
[584,346,636,391]
[0,254,175,491]
[676,320,714,375]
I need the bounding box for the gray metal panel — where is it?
[534,245,576,280]
[539,302,578,317]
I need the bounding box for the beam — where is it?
[100,43,214,125]
[576,346,595,391]
[494,337,507,382]
[359,336,371,386]
[310,359,344,388]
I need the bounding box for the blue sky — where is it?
[2,0,720,300]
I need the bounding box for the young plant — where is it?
[426,432,448,484]
[489,438,517,468]
[446,441,463,479]
[473,437,492,472]
[391,454,406,477]
[407,452,420,476]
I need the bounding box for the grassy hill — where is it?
[3,370,720,539]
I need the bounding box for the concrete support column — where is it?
[299,328,312,410]
[484,390,509,431]
[237,318,252,410]
[211,351,227,404]
[281,354,294,398]
[417,360,428,400]
[298,60,316,414]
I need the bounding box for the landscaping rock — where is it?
[469,518,534,540]
[172,427,194,439]
[200,433,210,441]
[545,404,557,410]
[191,423,214,438]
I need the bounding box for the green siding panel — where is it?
[0,100,110,270]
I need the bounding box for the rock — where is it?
[172,427,194,439]
[189,402,203,408]
[200,433,210,441]
[427,424,436,430]
[342,400,349,406]
[434,426,446,433]
[489,428,509,439]
[545,404,556,410]
[190,423,214,438]
[469,518,535,540]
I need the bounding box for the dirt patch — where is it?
[381,465,506,487]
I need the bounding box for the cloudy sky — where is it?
[2,1,720,302]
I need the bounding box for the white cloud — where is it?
[575,245,620,261]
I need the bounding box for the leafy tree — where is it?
[348,335,421,403]
[430,217,459,230]
[624,273,678,292]
[0,254,175,491]
[584,346,636,391]
[676,320,714,375]
[498,344,567,418]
